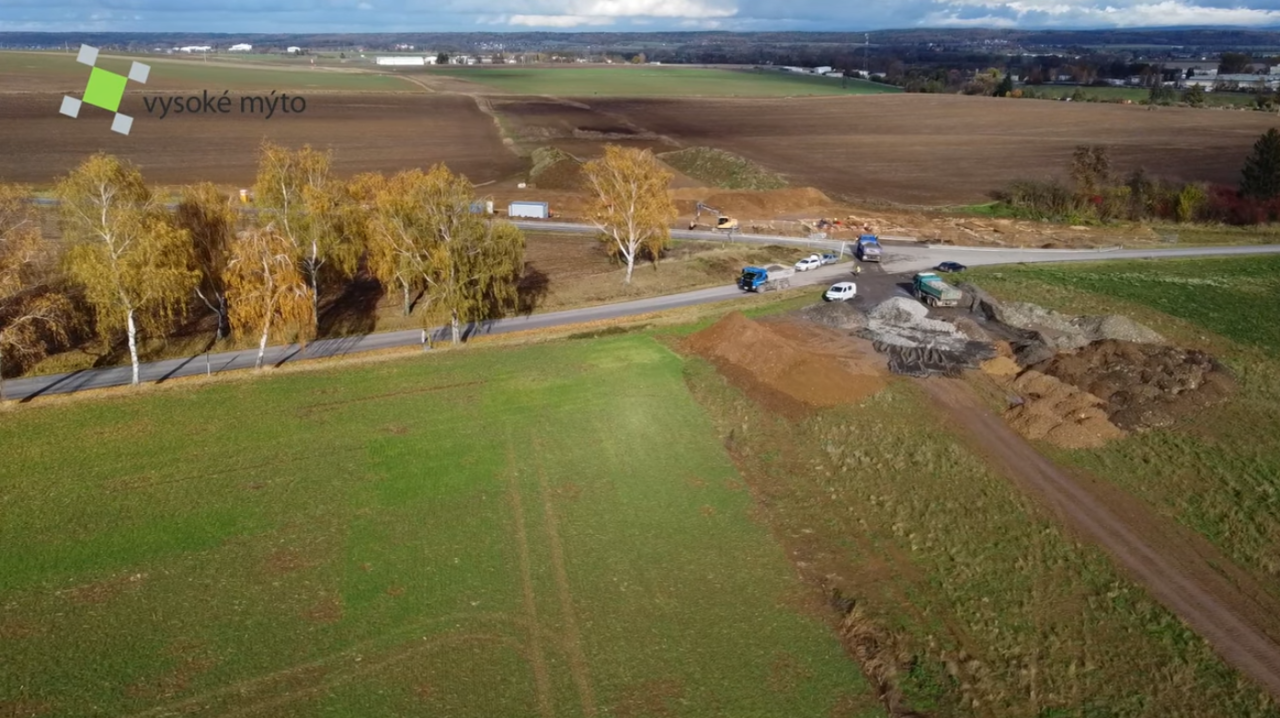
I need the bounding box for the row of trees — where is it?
[0,143,677,391]
[992,129,1280,225]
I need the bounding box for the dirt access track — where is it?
[586,94,1280,204]
[925,377,1280,700]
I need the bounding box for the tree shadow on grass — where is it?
[317,272,384,339]
[516,264,550,316]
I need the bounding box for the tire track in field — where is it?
[533,442,598,717]
[506,437,556,718]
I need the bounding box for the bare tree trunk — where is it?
[450,309,460,345]
[402,280,412,316]
[126,309,140,386]
[217,295,229,340]
[624,254,635,284]
[0,352,5,401]
[256,315,271,370]
[308,241,321,332]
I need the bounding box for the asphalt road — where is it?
[1,260,858,402]
[6,217,1280,401]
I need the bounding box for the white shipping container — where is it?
[509,201,549,219]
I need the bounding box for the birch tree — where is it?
[251,142,358,330]
[56,154,196,386]
[175,183,237,341]
[357,170,435,316]
[418,166,525,344]
[582,145,677,284]
[0,184,73,396]
[225,224,315,370]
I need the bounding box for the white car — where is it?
[824,281,857,301]
[795,256,822,272]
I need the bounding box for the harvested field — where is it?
[1031,339,1236,431]
[0,93,524,186]
[588,94,1280,204]
[683,312,885,417]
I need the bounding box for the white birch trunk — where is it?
[257,315,271,370]
[126,309,140,386]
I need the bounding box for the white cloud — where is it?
[507,13,615,25]
[928,0,1280,27]
[500,0,736,25]
[356,1,372,8]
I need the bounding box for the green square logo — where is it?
[83,67,128,112]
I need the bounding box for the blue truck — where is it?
[738,264,795,293]
[855,235,883,262]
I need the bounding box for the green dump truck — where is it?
[912,272,962,307]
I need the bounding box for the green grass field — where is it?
[423,66,902,96]
[966,256,1280,598]
[0,51,413,91]
[0,334,878,717]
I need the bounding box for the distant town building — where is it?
[374,56,435,66]
[813,66,833,74]
[228,43,252,52]
[177,45,212,53]
[394,44,414,50]
[286,46,302,54]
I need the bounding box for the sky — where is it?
[4,0,1280,32]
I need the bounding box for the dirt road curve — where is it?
[924,378,1280,700]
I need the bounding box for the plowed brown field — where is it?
[0,93,524,186]
[586,94,1280,204]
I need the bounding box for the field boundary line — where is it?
[506,435,557,718]
[534,440,598,717]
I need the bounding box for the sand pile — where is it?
[1031,340,1235,431]
[980,356,1021,377]
[1004,371,1128,449]
[684,312,885,414]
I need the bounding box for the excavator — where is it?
[692,202,740,232]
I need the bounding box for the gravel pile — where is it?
[795,301,869,331]
[860,297,997,377]
[993,301,1164,351]
[862,297,971,351]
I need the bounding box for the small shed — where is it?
[509,201,549,219]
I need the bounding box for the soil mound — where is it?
[1031,340,1235,431]
[658,147,788,191]
[528,147,584,191]
[1005,370,1128,449]
[684,312,885,415]
[671,187,834,219]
